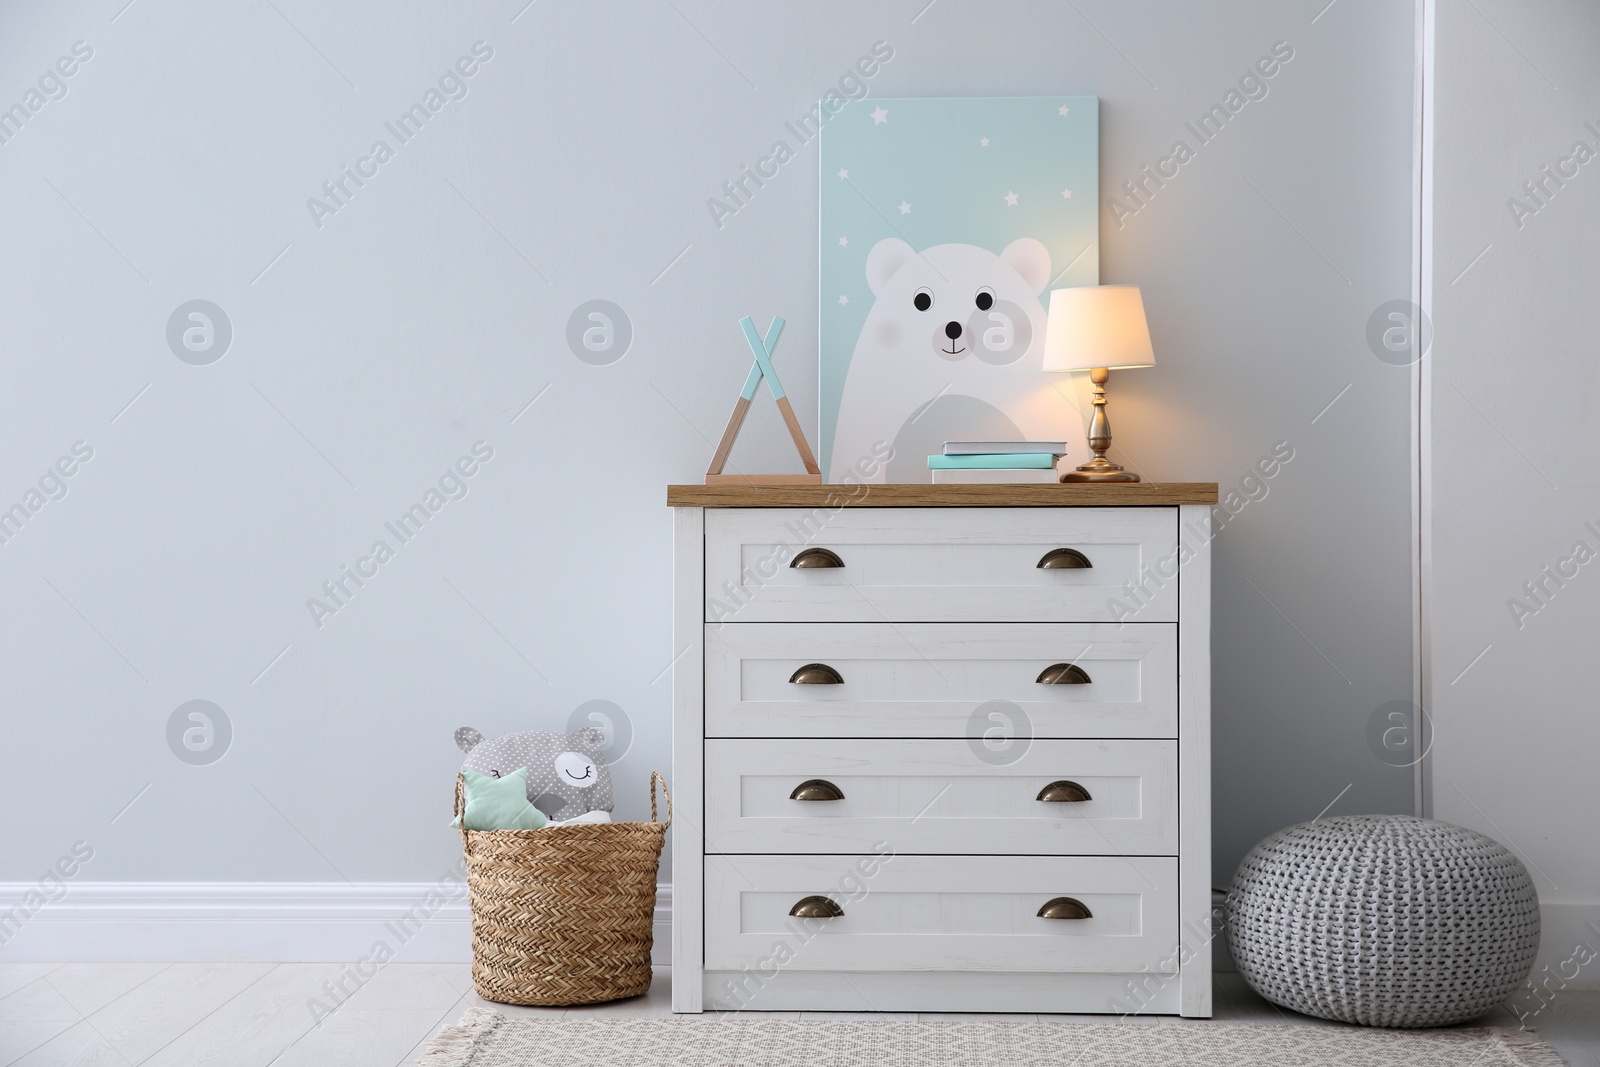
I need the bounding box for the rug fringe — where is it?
[418,1007,504,1067]
[1492,1025,1569,1067]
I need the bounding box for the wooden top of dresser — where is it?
[666,482,1219,507]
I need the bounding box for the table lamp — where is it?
[1042,284,1156,483]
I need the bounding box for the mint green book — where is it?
[926,453,1058,470]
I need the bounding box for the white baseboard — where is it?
[4,882,1588,991]
[0,882,672,966]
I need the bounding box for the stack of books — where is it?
[927,441,1067,483]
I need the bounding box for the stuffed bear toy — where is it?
[454,726,614,821]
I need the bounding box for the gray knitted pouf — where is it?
[1226,815,1539,1028]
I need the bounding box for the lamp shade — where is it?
[1042,285,1156,372]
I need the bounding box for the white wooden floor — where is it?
[0,965,1594,1067]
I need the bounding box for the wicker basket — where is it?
[454,771,670,1006]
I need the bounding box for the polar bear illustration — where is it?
[829,237,1077,483]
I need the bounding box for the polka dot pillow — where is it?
[454,726,613,822]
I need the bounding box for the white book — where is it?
[943,440,1069,456]
[931,467,1060,484]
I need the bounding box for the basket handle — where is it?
[453,774,468,845]
[651,771,673,829]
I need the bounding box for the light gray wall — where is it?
[1429,0,1600,987]
[0,0,1413,889]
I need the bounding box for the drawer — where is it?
[704,507,1178,623]
[705,622,1176,739]
[704,738,1177,855]
[704,854,1179,974]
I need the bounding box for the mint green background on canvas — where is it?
[818,97,1099,478]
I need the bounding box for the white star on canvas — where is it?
[1004,191,1019,207]
[870,106,888,125]
[838,295,849,306]
[1061,188,1073,199]
[838,236,848,247]
[837,168,848,180]
[1058,105,1071,116]
[980,137,990,147]
[898,201,911,215]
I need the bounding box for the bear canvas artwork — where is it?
[820,97,1099,482]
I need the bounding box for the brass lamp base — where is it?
[1062,463,1141,484]
[1065,367,1141,482]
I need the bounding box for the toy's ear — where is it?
[866,237,916,296]
[454,727,483,753]
[1000,237,1052,295]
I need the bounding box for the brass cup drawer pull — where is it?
[789,895,844,918]
[790,779,845,802]
[1037,896,1093,920]
[1037,547,1093,569]
[1036,780,1093,803]
[791,547,845,569]
[1036,662,1092,685]
[790,663,845,685]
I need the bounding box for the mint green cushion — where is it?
[455,768,549,831]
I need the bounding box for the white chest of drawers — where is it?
[668,483,1217,1017]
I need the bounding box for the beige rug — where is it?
[419,1008,1566,1066]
